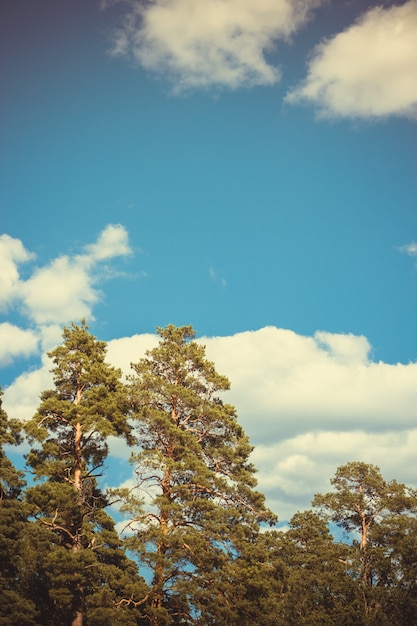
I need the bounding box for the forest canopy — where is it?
[1,321,417,625]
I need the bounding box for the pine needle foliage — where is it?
[115,324,277,625]
[0,389,39,625]
[24,321,148,626]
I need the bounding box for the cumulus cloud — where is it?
[3,356,54,421]
[106,333,159,376]
[20,256,99,325]
[286,0,417,120]
[0,234,34,312]
[108,0,323,91]
[0,224,133,370]
[0,224,132,328]
[203,327,417,439]
[38,324,68,353]
[106,326,417,442]
[85,223,132,262]
[252,429,417,520]
[0,323,39,366]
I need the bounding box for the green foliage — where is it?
[115,324,277,624]
[275,511,363,625]
[314,462,417,625]
[24,321,148,625]
[26,319,133,462]
[3,323,417,625]
[313,462,417,540]
[0,389,39,625]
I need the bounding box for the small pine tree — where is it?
[314,462,417,624]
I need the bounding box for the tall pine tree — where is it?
[116,325,276,625]
[25,321,148,626]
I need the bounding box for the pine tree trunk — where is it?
[71,414,84,626]
[74,421,83,495]
[150,559,165,625]
[149,466,171,626]
[71,537,84,626]
[71,600,83,626]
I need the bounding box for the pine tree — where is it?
[313,462,417,624]
[25,321,148,626]
[0,389,39,625]
[116,325,276,625]
[276,511,362,625]
[218,528,285,626]
[370,512,417,624]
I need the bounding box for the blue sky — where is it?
[2,0,417,520]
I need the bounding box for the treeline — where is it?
[1,321,417,625]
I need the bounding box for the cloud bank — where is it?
[286,0,417,120]
[108,0,323,90]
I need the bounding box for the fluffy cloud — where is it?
[21,224,133,325]
[6,325,417,519]
[108,0,323,90]
[106,333,159,375]
[0,224,133,371]
[0,234,34,312]
[0,224,132,329]
[20,256,99,325]
[3,357,53,421]
[286,0,417,120]
[201,327,417,439]
[0,323,39,366]
[85,223,133,262]
[252,428,417,520]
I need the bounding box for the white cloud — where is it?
[399,241,417,256]
[106,333,159,377]
[0,323,39,366]
[106,326,417,443]
[85,223,132,261]
[109,0,323,91]
[314,331,370,365]
[203,327,417,439]
[3,356,53,421]
[286,0,417,120]
[20,255,99,325]
[0,234,34,312]
[252,429,417,520]
[0,224,132,327]
[38,324,68,353]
